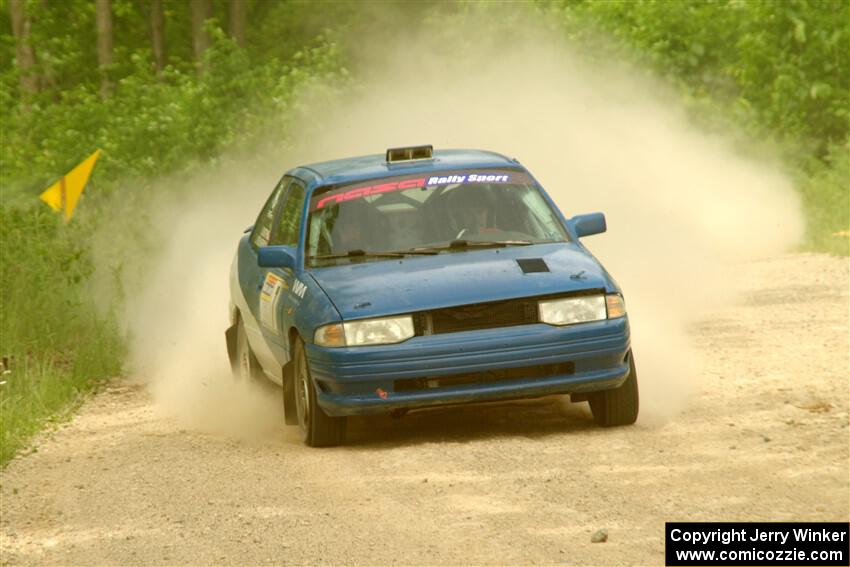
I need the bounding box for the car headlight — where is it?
[314,315,415,347]
[538,293,625,326]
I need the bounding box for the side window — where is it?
[251,177,290,248]
[520,186,569,241]
[270,180,306,246]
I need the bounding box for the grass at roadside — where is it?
[798,146,850,257]
[0,340,122,464]
[0,207,124,465]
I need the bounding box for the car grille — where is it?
[414,297,539,334]
[411,290,604,336]
[393,361,574,392]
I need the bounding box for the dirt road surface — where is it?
[1,253,848,566]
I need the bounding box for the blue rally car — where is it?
[226,145,638,446]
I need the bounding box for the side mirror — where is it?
[570,213,607,238]
[258,245,297,269]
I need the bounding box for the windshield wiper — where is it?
[312,241,538,261]
[413,240,536,252]
[311,248,439,261]
[311,249,405,260]
[452,239,535,248]
[385,249,440,255]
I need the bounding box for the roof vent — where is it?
[386,145,433,163]
[517,258,549,274]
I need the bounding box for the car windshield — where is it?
[306,169,569,266]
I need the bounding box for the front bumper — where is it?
[305,317,631,416]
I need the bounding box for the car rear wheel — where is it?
[234,316,261,382]
[589,351,639,427]
[293,337,346,447]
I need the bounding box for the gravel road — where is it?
[1,253,848,566]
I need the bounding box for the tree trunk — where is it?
[9,0,39,102]
[190,0,214,62]
[229,0,246,48]
[96,0,114,98]
[149,0,166,73]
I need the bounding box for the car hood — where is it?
[308,242,616,320]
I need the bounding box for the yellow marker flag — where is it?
[39,149,102,221]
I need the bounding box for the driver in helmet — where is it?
[449,185,500,240]
[329,199,373,252]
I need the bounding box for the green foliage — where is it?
[0,206,124,464]
[546,0,849,160]
[1,28,349,205]
[797,140,850,256]
[540,0,849,255]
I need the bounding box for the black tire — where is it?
[293,337,346,447]
[234,316,261,382]
[282,362,298,426]
[589,352,639,427]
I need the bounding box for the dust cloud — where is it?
[121,8,803,434]
[120,166,286,439]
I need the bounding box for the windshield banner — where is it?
[312,170,530,210]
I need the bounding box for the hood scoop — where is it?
[516,258,549,274]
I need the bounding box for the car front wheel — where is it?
[589,351,639,427]
[293,337,346,447]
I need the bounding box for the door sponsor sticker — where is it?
[260,272,286,333]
